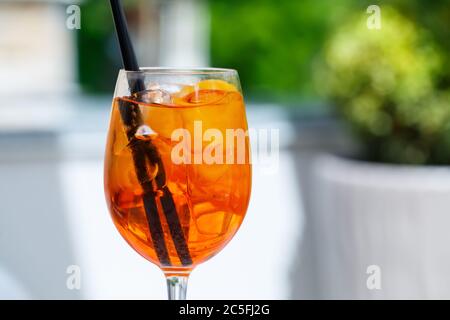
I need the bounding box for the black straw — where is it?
[109,0,139,72]
[109,0,145,92]
[109,0,192,266]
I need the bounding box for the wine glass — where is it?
[104,68,251,299]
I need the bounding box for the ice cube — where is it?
[191,201,233,236]
[127,206,150,243]
[134,125,154,141]
[180,90,246,138]
[143,104,183,139]
[134,88,172,105]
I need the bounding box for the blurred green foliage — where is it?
[315,7,450,164]
[209,0,347,102]
[209,0,449,103]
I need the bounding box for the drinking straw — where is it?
[109,0,192,266]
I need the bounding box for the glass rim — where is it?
[119,67,238,76]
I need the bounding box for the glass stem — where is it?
[166,275,189,300]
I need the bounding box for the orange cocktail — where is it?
[104,77,251,273]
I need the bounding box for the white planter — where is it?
[294,153,450,299]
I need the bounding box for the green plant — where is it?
[209,0,348,102]
[315,7,450,164]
